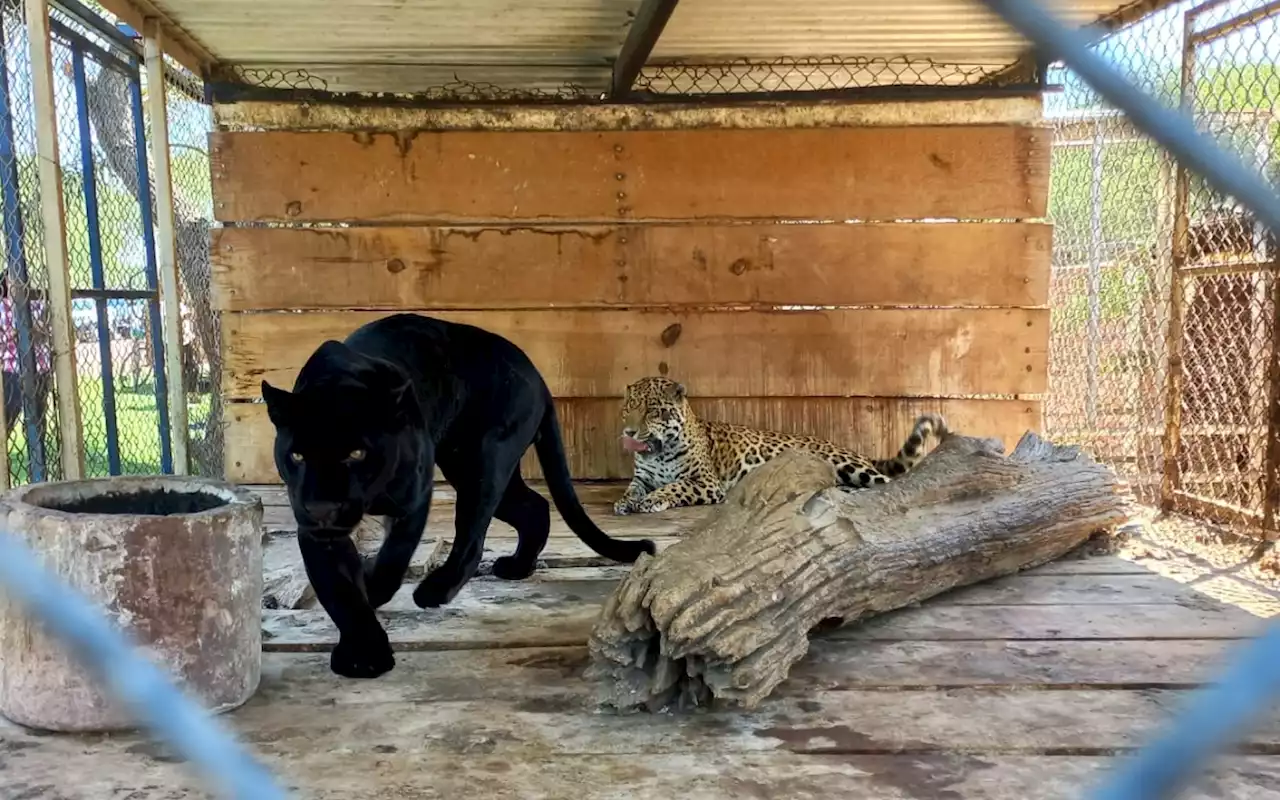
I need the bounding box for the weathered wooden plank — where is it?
[228,687,1280,754]
[833,602,1262,641]
[262,577,605,651]
[221,308,1049,401]
[263,529,1144,580]
[797,638,1226,689]
[261,572,1250,650]
[11,643,1280,798]
[10,735,1280,800]
[211,222,1052,311]
[246,482,630,510]
[943,574,1204,606]
[227,395,1043,483]
[210,126,1050,223]
[246,485,1149,579]
[254,640,1229,701]
[1021,557,1152,575]
[260,504,703,540]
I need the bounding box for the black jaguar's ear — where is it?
[261,380,293,428]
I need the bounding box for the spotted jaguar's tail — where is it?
[872,413,948,477]
[533,398,656,563]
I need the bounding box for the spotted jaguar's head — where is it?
[619,376,691,457]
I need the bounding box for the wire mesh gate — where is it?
[47,2,174,477]
[0,0,57,485]
[48,3,177,477]
[0,0,222,486]
[1045,0,1280,537]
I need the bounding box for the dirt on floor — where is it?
[1113,505,1280,618]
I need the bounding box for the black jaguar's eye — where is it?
[348,449,367,462]
[289,452,304,464]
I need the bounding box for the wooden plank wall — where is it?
[212,98,1052,484]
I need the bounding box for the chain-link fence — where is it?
[216,54,1043,104]
[49,4,170,477]
[1,0,60,487]
[162,57,220,480]
[0,0,218,486]
[1045,0,1280,537]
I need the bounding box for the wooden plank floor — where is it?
[4,483,1280,799]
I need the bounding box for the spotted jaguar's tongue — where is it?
[621,435,649,453]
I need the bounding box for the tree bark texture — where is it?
[586,432,1131,711]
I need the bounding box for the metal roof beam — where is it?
[610,0,679,100]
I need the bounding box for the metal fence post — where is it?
[141,17,189,475]
[1087,117,1104,428]
[1159,6,1196,515]
[70,45,122,475]
[0,9,45,483]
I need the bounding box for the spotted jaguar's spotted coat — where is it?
[613,376,948,515]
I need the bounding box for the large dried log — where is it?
[586,431,1130,711]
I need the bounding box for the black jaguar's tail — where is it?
[533,400,656,563]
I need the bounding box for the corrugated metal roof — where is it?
[655,0,1142,61]
[155,0,641,64]
[148,0,1151,95]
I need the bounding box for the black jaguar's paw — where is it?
[330,635,395,679]
[412,575,462,608]
[491,555,537,581]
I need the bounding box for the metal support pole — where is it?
[71,45,121,475]
[25,0,84,480]
[1260,118,1280,536]
[129,70,173,475]
[0,366,7,491]
[1086,117,1104,428]
[1160,9,1196,513]
[141,18,188,475]
[0,8,47,482]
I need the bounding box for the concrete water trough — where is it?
[0,476,263,732]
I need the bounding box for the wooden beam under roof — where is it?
[610,0,680,100]
[93,0,213,74]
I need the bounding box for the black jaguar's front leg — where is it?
[412,483,504,608]
[364,499,432,609]
[298,532,395,679]
[413,446,514,608]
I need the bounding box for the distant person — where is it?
[0,269,51,439]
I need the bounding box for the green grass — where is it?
[6,376,211,484]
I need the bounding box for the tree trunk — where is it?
[586,431,1131,711]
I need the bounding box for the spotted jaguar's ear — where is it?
[261,381,293,428]
[670,382,687,400]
